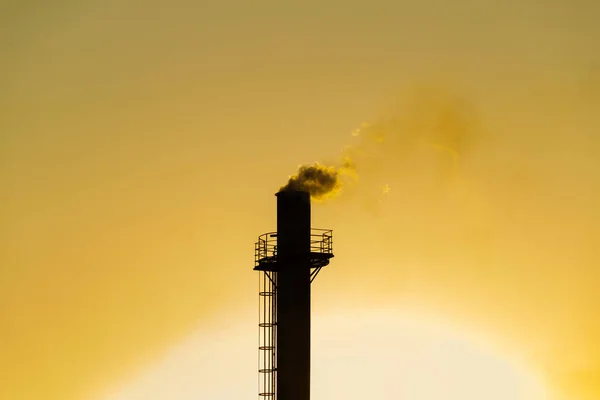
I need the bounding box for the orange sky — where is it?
[2,1,600,399]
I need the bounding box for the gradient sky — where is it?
[2,0,600,399]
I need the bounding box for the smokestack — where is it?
[254,189,333,400]
[275,190,311,400]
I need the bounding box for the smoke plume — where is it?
[279,157,357,200]
[279,163,342,199]
[280,84,479,203]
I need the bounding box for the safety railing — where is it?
[254,229,333,269]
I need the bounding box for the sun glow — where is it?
[313,310,548,400]
[100,310,548,400]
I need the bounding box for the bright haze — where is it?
[2,1,599,399]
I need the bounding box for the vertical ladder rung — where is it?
[258,271,277,400]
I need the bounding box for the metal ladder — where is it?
[258,271,277,399]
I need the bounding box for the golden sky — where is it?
[2,0,600,399]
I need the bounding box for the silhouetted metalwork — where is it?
[254,191,334,400]
[254,230,334,272]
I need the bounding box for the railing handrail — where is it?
[255,229,333,266]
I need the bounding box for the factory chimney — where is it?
[254,190,334,400]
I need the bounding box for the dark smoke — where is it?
[279,163,343,200]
